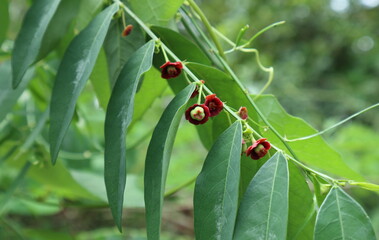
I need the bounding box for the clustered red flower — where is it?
[160,61,183,79]
[205,94,224,117]
[121,24,133,37]
[246,138,271,160]
[185,94,223,125]
[185,104,210,125]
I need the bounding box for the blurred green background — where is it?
[0,0,378,239]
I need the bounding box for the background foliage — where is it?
[0,0,378,239]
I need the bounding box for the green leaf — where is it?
[144,83,196,240]
[0,0,9,44]
[49,3,119,164]
[104,17,145,87]
[130,67,168,127]
[314,187,376,240]
[194,121,242,240]
[37,0,79,60]
[233,152,289,240]
[287,161,316,240]
[151,26,211,66]
[254,95,363,181]
[75,0,104,31]
[90,48,111,110]
[104,40,155,231]
[0,61,34,122]
[130,0,185,26]
[11,0,61,88]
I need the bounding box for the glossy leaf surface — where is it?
[104,40,155,231]
[194,121,242,240]
[234,152,289,240]
[49,3,118,164]
[11,0,61,88]
[144,83,196,240]
[314,187,376,240]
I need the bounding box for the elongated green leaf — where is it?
[90,48,111,110]
[314,187,376,240]
[287,161,316,240]
[49,3,119,164]
[234,152,289,239]
[144,83,196,240]
[130,67,168,128]
[104,17,145,87]
[130,0,185,26]
[104,40,155,231]
[11,0,61,88]
[0,61,34,122]
[0,0,9,45]
[254,95,363,181]
[37,0,79,60]
[194,121,242,240]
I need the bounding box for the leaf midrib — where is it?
[265,155,280,240]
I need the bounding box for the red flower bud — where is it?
[160,61,183,79]
[246,138,271,160]
[185,104,210,125]
[204,94,223,117]
[121,24,133,37]
[190,80,205,98]
[238,107,248,120]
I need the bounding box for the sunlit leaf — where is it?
[49,3,119,164]
[194,121,242,240]
[314,187,376,240]
[144,83,196,239]
[254,95,363,181]
[104,40,155,231]
[234,152,289,239]
[11,0,61,88]
[130,0,185,26]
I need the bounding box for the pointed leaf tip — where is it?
[104,40,155,230]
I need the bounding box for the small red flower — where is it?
[185,104,210,125]
[204,94,223,117]
[246,138,271,160]
[191,80,205,98]
[238,107,248,120]
[121,25,133,37]
[160,61,183,79]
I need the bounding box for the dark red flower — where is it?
[160,61,183,79]
[190,80,205,98]
[238,107,248,120]
[204,94,223,117]
[121,24,133,37]
[246,138,271,160]
[185,104,210,125]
